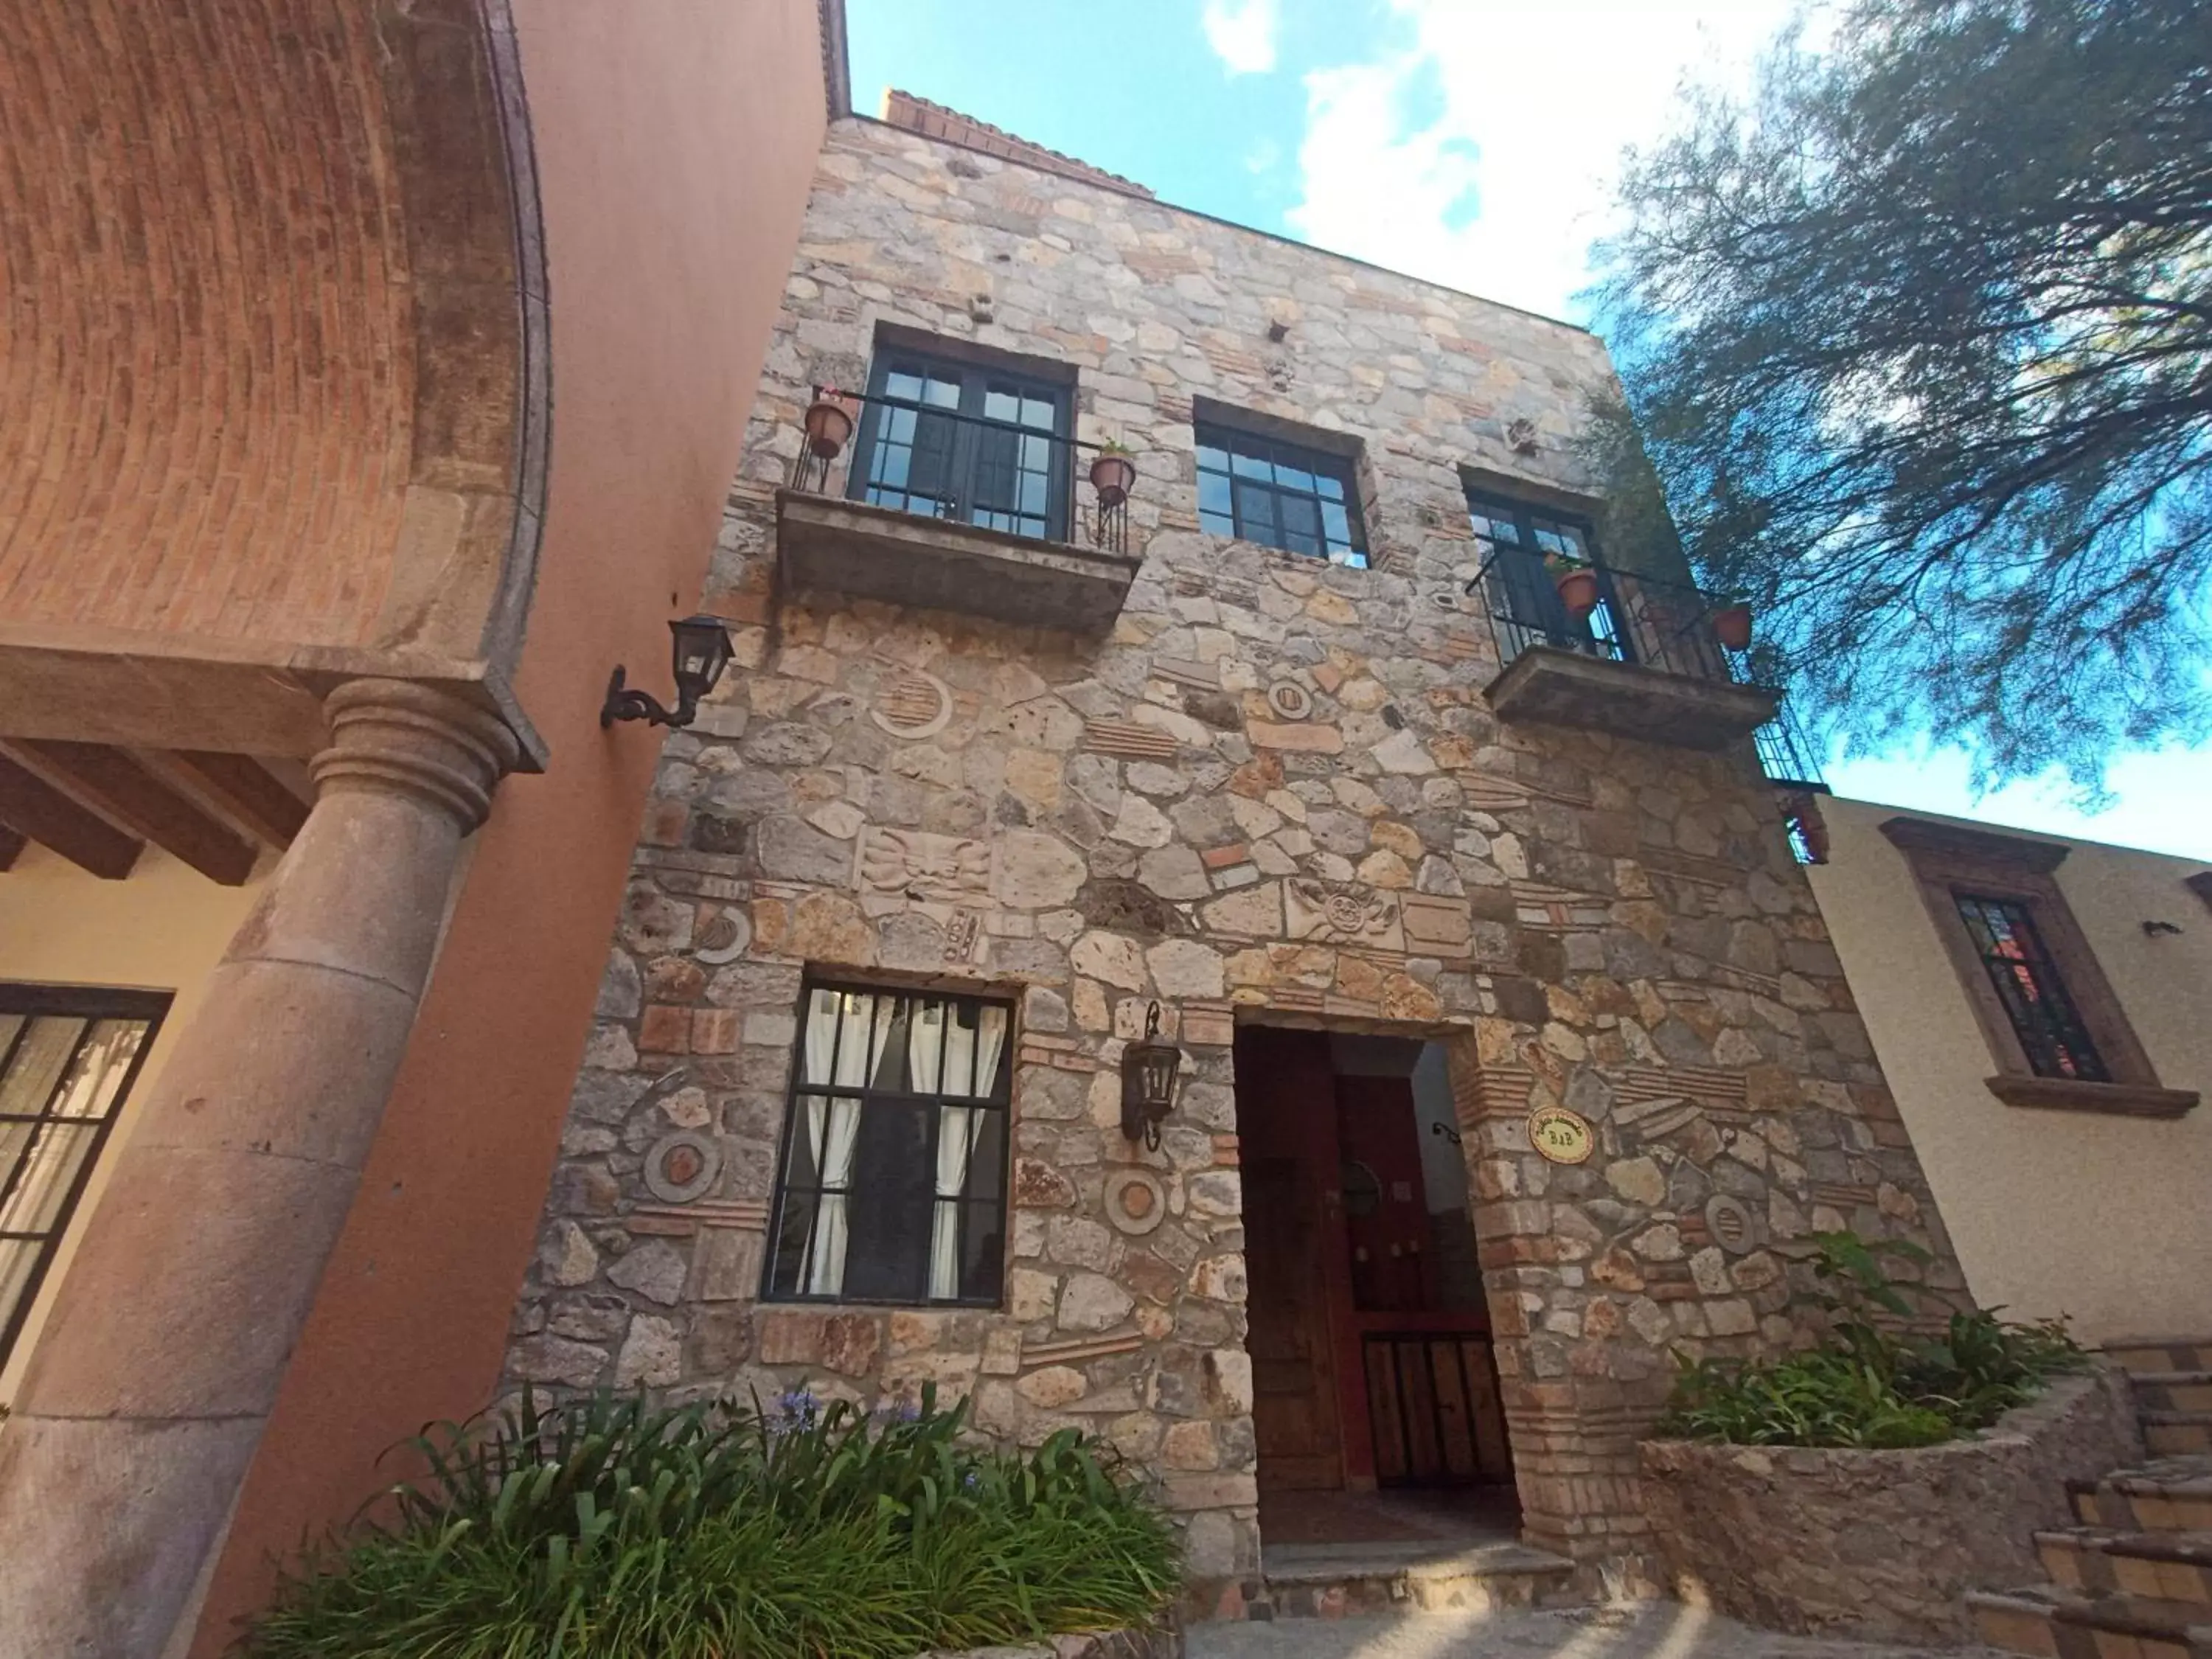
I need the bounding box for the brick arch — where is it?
[0,0,546,669]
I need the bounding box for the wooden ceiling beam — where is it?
[0,754,142,880]
[135,749,310,850]
[2,741,257,886]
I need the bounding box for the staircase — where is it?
[1970,1340,2212,1659]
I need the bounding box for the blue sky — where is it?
[846,0,2211,860]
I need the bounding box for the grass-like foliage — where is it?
[1658,1231,2085,1450]
[242,1386,1180,1659]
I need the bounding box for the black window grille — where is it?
[851,352,1071,540]
[1465,490,1625,658]
[1952,894,2112,1081]
[765,983,1014,1307]
[1,984,170,1368]
[1195,422,1366,566]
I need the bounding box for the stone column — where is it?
[0,679,520,1659]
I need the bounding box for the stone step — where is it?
[2071,1461,2212,1534]
[1967,1585,2212,1659]
[2109,1342,2212,1378]
[2037,1528,2212,1606]
[2147,1417,2212,1458]
[1228,1538,1578,1621]
[2136,1375,2212,1415]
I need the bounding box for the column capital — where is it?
[310,679,521,832]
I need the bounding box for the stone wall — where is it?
[1638,1368,2143,1642]
[502,114,1969,1587]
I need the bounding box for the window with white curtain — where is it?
[1,984,170,1369]
[764,984,1012,1307]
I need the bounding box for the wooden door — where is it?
[1244,1155,1340,1489]
[1237,1028,1347,1492]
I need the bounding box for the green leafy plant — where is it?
[1656,1230,2085,1450]
[241,1386,1179,1659]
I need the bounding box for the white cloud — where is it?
[1287,0,1795,320]
[1203,0,1279,76]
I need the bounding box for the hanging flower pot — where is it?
[1711,600,1753,651]
[803,390,860,459]
[1090,448,1136,508]
[1553,564,1599,622]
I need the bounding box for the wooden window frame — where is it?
[1880,818,2197,1119]
[1192,408,1369,566]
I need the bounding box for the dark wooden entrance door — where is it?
[1237,1026,1514,1498]
[1237,1028,1346,1492]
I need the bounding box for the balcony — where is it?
[1472,557,1781,750]
[776,387,1144,633]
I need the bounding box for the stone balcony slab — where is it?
[1482,645,1780,751]
[776,490,1142,633]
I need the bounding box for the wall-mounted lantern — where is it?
[602,614,735,730]
[1120,1001,1182,1151]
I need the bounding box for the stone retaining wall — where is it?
[1638,1367,2143,1643]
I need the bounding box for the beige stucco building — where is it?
[1808,796,2211,1347]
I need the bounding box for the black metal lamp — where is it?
[602,614,735,729]
[1119,1001,1182,1151]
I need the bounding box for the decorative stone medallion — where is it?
[870,669,953,740]
[643,1130,723,1204]
[1705,1194,1759,1256]
[1104,1168,1167,1236]
[944,908,982,964]
[1527,1105,1595,1166]
[1286,877,1404,951]
[857,826,991,905]
[1265,680,1314,721]
[694,907,753,966]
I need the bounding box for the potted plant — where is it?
[1545,549,1599,622]
[1089,437,1137,508]
[802,386,861,459]
[1710,591,1753,651]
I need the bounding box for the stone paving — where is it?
[1184,1602,2000,1659]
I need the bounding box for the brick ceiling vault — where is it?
[0,0,545,660]
[0,0,547,882]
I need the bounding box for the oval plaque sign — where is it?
[1528,1105,1595,1165]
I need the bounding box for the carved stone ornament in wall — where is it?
[858,826,992,905]
[694,907,753,966]
[871,669,953,740]
[1286,877,1404,952]
[944,908,982,964]
[643,1130,723,1205]
[1705,1193,1761,1256]
[1266,679,1315,721]
[1506,417,1539,456]
[1104,1167,1168,1236]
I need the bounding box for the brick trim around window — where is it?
[1879,818,2197,1119]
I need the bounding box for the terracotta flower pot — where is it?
[803,395,859,459]
[1090,452,1136,508]
[1712,602,1753,651]
[1554,566,1599,621]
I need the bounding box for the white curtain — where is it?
[927,1004,1009,1299]
[799,990,889,1295]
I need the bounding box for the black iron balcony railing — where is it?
[789,386,1130,556]
[1471,553,1742,687]
[1470,548,1829,803]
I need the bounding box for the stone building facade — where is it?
[504,108,1969,1597]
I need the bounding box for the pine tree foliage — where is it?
[1594,0,2212,789]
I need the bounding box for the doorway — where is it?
[1236,1026,1519,1549]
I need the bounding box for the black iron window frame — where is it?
[849,350,1074,543]
[762,980,1016,1310]
[0,983,170,1368]
[1464,489,1627,658]
[1952,892,2112,1082]
[1194,420,1366,566]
